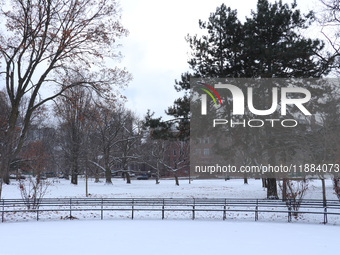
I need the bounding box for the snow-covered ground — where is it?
[0,220,338,255]
[1,178,339,224]
[1,178,339,254]
[2,177,338,200]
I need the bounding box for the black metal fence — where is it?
[1,198,340,223]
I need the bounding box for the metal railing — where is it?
[1,198,340,223]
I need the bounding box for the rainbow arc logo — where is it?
[197,82,222,106]
[197,82,222,108]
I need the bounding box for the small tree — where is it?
[19,140,51,209]
[279,179,309,217]
[333,178,340,201]
[19,177,51,209]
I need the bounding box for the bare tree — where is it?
[320,0,340,70]
[333,178,340,200]
[154,140,189,186]
[113,111,142,184]
[18,139,52,209]
[19,177,51,209]
[87,106,141,184]
[140,137,164,184]
[278,179,309,217]
[55,86,95,184]
[0,0,130,185]
[91,104,127,184]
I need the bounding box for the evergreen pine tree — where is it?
[145,0,332,196]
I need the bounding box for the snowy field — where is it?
[0,220,338,255]
[1,178,339,224]
[2,177,338,200]
[1,178,339,255]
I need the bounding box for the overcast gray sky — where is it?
[118,0,322,120]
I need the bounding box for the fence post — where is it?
[223,199,226,221]
[101,198,104,220]
[323,206,328,224]
[162,199,165,220]
[192,198,195,220]
[255,199,258,221]
[2,200,4,223]
[69,198,72,219]
[288,199,292,223]
[36,209,39,221]
[131,199,134,220]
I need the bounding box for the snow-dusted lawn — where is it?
[0,220,338,255]
[1,178,339,254]
[1,178,339,224]
[1,178,338,200]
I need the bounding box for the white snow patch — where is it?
[0,220,338,255]
[2,178,338,200]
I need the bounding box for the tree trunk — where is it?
[174,173,179,186]
[85,161,89,197]
[0,105,21,185]
[267,178,278,199]
[85,173,88,197]
[104,148,112,184]
[244,176,248,184]
[126,172,131,184]
[156,163,160,184]
[71,172,78,185]
[71,145,78,185]
[321,178,326,207]
[333,178,340,200]
[1,169,10,185]
[70,155,78,184]
[64,169,70,180]
[0,179,3,199]
[105,166,112,184]
[0,153,11,185]
[94,168,100,183]
[282,178,287,201]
